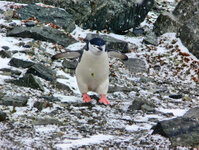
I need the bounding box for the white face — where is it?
[89,43,106,55]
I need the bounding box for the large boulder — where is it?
[153,0,199,58]
[4,0,154,34]
[7,26,77,47]
[17,4,75,32]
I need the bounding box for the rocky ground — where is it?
[0,0,199,149]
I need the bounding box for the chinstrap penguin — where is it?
[52,37,128,105]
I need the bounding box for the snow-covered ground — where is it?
[0,0,199,149]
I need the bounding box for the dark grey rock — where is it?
[9,58,35,68]
[178,15,199,59]
[153,107,199,147]
[153,12,181,36]
[0,50,11,58]
[55,81,73,92]
[0,96,28,107]
[183,107,199,119]
[17,4,75,32]
[128,98,155,112]
[108,85,139,93]
[85,33,129,53]
[27,63,55,81]
[132,28,145,36]
[1,46,10,50]
[34,117,63,125]
[143,32,158,46]
[24,21,36,27]
[0,68,22,78]
[10,73,44,91]
[124,58,147,73]
[0,111,7,121]
[7,26,77,47]
[62,59,78,69]
[33,101,52,111]
[38,95,60,102]
[0,91,5,99]
[169,94,183,99]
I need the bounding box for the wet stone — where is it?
[169,94,183,99]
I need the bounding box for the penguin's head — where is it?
[88,38,106,55]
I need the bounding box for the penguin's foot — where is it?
[99,94,110,105]
[83,93,92,103]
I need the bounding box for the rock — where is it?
[62,59,78,69]
[0,111,7,121]
[33,101,52,111]
[153,12,181,36]
[27,63,55,81]
[1,46,10,50]
[108,85,139,93]
[7,26,77,47]
[9,58,35,68]
[55,80,73,92]
[0,68,22,78]
[183,107,199,119]
[124,58,147,73]
[0,91,5,99]
[0,50,11,58]
[85,33,129,53]
[169,94,183,99]
[143,32,158,46]
[17,4,75,32]
[0,96,28,107]
[38,95,60,102]
[34,117,63,125]
[9,73,44,91]
[178,15,199,58]
[24,21,36,27]
[3,10,14,20]
[132,28,145,36]
[75,0,154,33]
[152,107,199,147]
[128,97,155,112]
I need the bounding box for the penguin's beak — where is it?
[98,46,103,51]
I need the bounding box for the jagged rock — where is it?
[34,117,63,125]
[10,73,44,91]
[128,97,155,112]
[55,80,73,92]
[0,111,7,121]
[153,12,181,36]
[7,26,77,47]
[4,0,154,33]
[27,63,55,81]
[108,85,139,93]
[124,58,147,73]
[9,58,35,68]
[152,107,199,147]
[178,15,199,58]
[38,95,60,102]
[17,4,75,32]
[33,101,52,111]
[0,96,29,107]
[3,10,14,20]
[62,59,78,69]
[0,68,22,78]
[85,33,129,53]
[143,32,158,46]
[0,50,11,58]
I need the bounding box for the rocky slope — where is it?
[0,0,199,149]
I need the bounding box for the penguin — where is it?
[52,37,128,105]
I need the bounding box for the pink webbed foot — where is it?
[99,94,110,105]
[83,93,92,103]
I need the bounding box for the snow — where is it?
[55,134,113,149]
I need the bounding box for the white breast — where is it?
[75,50,109,94]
